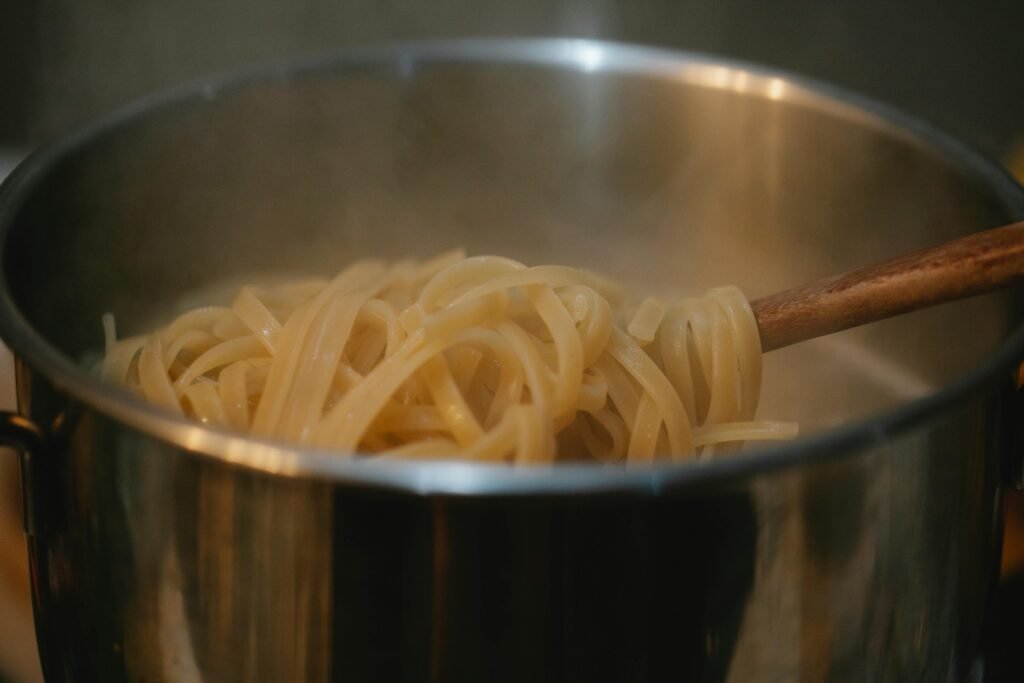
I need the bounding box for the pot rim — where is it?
[1,37,1023,495]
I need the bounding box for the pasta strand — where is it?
[104,253,796,462]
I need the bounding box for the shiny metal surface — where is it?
[0,39,1022,681]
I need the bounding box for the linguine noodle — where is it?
[102,251,796,463]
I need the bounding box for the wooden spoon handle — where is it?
[751,221,1024,352]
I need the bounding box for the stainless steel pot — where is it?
[0,39,1022,683]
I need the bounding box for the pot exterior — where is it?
[21,362,1009,683]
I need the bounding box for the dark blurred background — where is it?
[1,1,1023,157]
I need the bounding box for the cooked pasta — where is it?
[101,251,796,463]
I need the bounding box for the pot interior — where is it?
[2,42,1021,440]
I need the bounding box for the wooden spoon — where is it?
[751,221,1024,352]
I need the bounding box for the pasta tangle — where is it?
[102,251,796,463]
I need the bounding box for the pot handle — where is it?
[0,411,48,535]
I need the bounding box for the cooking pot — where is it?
[0,39,1022,682]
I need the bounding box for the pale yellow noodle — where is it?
[163,330,220,368]
[218,360,253,431]
[373,405,447,433]
[275,293,370,441]
[137,336,181,414]
[496,320,557,459]
[102,340,144,385]
[577,371,608,413]
[627,393,662,463]
[357,299,403,358]
[558,285,612,367]
[607,329,694,457]
[251,261,389,434]
[104,253,795,462]
[418,355,485,447]
[529,285,583,425]
[161,307,232,346]
[232,286,283,353]
[448,346,484,394]
[693,421,799,446]
[700,300,739,427]
[591,355,641,429]
[627,297,666,345]
[173,337,268,392]
[657,307,698,420]
[583,409,629,462]
[183,380,228,427]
